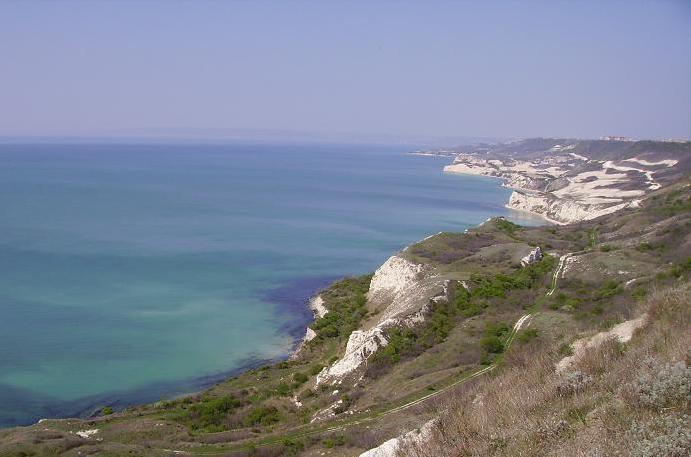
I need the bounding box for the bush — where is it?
[275,383,292,396]
[481,336,504,354]
[293,372,308,385]
[494,218,521,237]
[556,370,592,395]
[558,342,574,356]
[101,406,113,415]
[636,242,655,252]
[595,280,623,300]
[632,360,690,409]
[628,414,691,457]
[323,435,346,448]
[310,275,372,342]
[517,328,538,343]
[175,395,243,431]
[309,364,324,376]
[242,406,281,427]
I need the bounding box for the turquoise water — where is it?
[0,142,535,426]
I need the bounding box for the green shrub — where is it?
[282,438,305,456]
[323,435,346,448]
[310,275,372,342]
[275,383,292,396]
[558,342,574,356]
[637,242,655,252]
[293,372,308,385]
[481,336,504,354]
[479,322,510,357]
[174,395,243,431]
[101,406,113,415]
[518,328,538,343]
[309,364,325,376]
[494,218,522,237]
[242,406,281,427]
[632,285,647,301]
[595,280,623,300]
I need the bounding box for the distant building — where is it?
[601,136,633,141]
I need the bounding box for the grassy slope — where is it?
[1,182,689,457]
[398,182,691,457]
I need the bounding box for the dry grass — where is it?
[399,283,690,457]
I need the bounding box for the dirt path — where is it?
[547,253,572,296]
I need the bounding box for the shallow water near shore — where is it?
[0,142,542,426]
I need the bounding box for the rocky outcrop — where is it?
[520,246,542,267]
[367,255,429,305]
[309,295,328,318]
[508,191,641,225]
[292,295,327,359]
[315,327,389,385]
[315,256,439,387]
[556,314,648,373]
[438,143,685,224]
[359,419,436,457]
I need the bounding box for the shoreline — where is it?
[4,156,561,428]
[442,167,557,225]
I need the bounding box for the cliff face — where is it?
[315,255,440,387]
[440,139,690,224]
[508,190,641,225]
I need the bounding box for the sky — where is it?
[1,1,690,142]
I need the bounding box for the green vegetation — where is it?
[309,275,371,342]
[494,218,522,238]
[101,406,113,415]
[480,321,510,362]
[517,328,539,344]
[243,406,281,427]
[595,280,623,301]
[468,253,556,300]
[549,292,582,311]
[172,395,243,432]
[652,187,691,216]
[371,256,555,374]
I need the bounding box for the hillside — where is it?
[0,147,689,456]
[437,138,691,224]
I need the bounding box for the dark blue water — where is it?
[0,142,536,426]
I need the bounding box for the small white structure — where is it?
[521,246,542,267]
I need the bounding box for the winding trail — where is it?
[547,253,572,296]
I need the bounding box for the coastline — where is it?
[504,203,559,225]
[442,167,557,224]
[440,150,654,225]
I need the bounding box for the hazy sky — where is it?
[1,1,690,141]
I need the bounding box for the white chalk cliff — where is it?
[442,151,670,224]
[508,191,641,225]
[316,255,438,387]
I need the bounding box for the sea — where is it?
[0,142,541,427]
